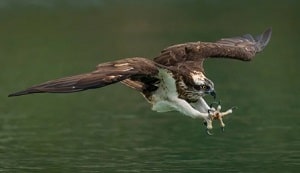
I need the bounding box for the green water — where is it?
[0,1,299,172]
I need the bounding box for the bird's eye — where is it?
[201,85,210,90]
[194,85,210,91]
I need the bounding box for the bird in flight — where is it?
[9,28,272,135]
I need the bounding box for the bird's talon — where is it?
[206,129,214,136]
[205,101,235,135]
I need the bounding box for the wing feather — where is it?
[8,57,159,97]
[154,28,272,67]
[8,28,272,97]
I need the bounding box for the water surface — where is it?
[0,1,299,172]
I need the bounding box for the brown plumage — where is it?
[8,28,272,101]
[8,57,160,96]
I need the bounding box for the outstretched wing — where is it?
[8,57,160,97]
[154,28,272,69]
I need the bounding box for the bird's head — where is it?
[190,71,216,99]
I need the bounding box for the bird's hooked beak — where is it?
[209,90,216,100]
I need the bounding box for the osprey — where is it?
[9,28,272,135]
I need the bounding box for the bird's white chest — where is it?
[150,69,180,112]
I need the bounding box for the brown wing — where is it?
[8,57,160,97]
[154,28,272,68]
